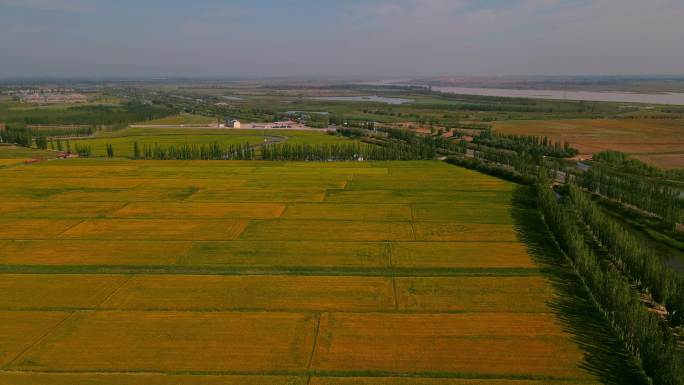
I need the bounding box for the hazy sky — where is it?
[1,0,683,78]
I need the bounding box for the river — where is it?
[433,86,684,106]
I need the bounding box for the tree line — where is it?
[473,129,578,158]
[261,142,435,161]
[445,156,536,185]
[134,142,255,160]
[1,125,98,150]
[48,139,71,153]
[446,144,684,384]
[74,144,92,157]
[446,139,561,182]
[594,150,684,181]
[0,125,32,147]
[577,166,683,227]
[0,101,177,127]
[568,184,684,326]
[537,176,684,385]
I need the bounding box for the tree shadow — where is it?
[511,185,647,385]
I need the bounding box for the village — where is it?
[2,88,88,104]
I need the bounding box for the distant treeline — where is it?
[74,144,92,157]
[461,143,542,177]
[594,151,684,180]
[473,129,578,158]
[0,101,177,127]
[134,142,255,160]
[0,125,32,147]
[445,157,535,185]
[29,125,95,138]
[261,142,435,161]
[329,116,375,129]
[0,125,94,149]
[0,101,177,149]
[449,122,492,130]
[577,166,682,226]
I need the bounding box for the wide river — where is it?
[433,86,684,105]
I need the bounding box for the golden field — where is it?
[311,313,590,379]
[0,159,599,384]
[492,118,684,167]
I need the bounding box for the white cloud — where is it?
[333,0,684,76]
[0,0,95,12]
[1,0,683,77]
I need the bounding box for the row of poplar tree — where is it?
[577,167,682,226]
[473,129,578,158]
[568,184,684,325]
[538,176,683,385]
[132,142,255,160]
[261,142,435,161]
[594,151,684,180]
[443,138,683,384]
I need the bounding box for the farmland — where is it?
[0,145,54,160]
[492,119,684,166]
[141,113,218,126]
[0,159,627,384]
[66,128,353,157]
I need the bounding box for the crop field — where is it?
[0,159,602,385]
[139,113,218,125]
[0,145,55,160]
[492,118,684,166]
[68,128,353,157]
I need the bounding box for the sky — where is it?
[0,0,683,79]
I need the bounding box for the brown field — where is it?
[391,241,535,269]
[49,188,200,202]
[0,373,307,385]
[411,203,514,223]
[11,311,317,372]
[0,240,189,265]
[58,219,248,241]
[309,378,599,385]
[633,153,684,169]
[180,241,390,268]
[348,175,515,191]
[0,160,600,384]
[0,219,82,239]
[0,202,126,218]
[190,188,329,202]
[312,313,590,379]
[324,189,514,204]
[0,159,28,166]
[0,311,70,366]
[109,202,286,219]
[0,275,127,309]
[101,275,396,312]
[413,223,518,242]
[238,220,415,241]
[492,118,684,167]
[281,203,413,221]
[395,276,553,313]
[0,373,601,385]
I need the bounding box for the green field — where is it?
[0,159,617,384]
[140,113,218,125]
[66,128,353,157]
[0,145,55,160]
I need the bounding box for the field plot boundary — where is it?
[0,160,611,384]
[0,369,601,382]
[0,369,600,385]
[0,265,542,277]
